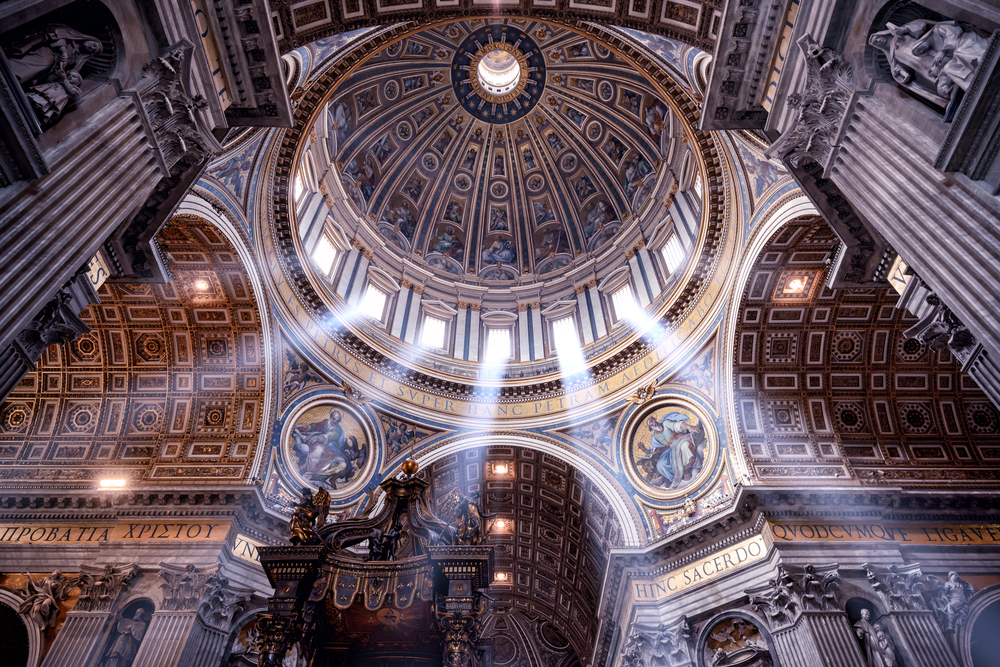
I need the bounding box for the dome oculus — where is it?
[477,49,521,95]
[453,25,544,123]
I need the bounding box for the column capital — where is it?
[158,563,216,612]
[75,563,141,613]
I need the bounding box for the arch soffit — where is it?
[251,18,741,423]
[378,430,645,545]
[174,194,280,482]
[719,194,819,483]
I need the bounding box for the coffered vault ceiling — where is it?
[308,19,682,281]
[733,217,1000,487]
[0,218,267,486]
[420,445,621,663]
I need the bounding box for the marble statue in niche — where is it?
[853,608,897,667]
[869,19,988,106]
[4,24,104,126]
[288,405,369,490]
[101,606,150,667]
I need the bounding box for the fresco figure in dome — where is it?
[345,156,376,201]
[644,100,671,155]
[604,136,627,164]
[489,207,509,231]
[624,155,653,198]
[532,201,555,225]
[463,148,477,170]
[327,100,351,154]
[635,412,706,489]
[383,201,416,239]
[482,238,517,265]
[522,147,537,170]
[372,135,393,162]
[444,200,464,223]
[574,174,596,200]
[546,131,564,152]
[535,228,568,258]
[434,226,464,260]
[584,201,613,238]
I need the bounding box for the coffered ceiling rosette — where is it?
[258,19,744,427]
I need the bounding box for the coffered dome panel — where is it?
[314,20,678,279]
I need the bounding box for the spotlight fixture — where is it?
[495,572,508,581]
[194,279,210,291]
[495,519,507,529]
[99,479,126,489]
[783,277,807,294]
[493,462,509,475]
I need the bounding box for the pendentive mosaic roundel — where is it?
[283,400,375,495]
[452,25,544,124]
[624,398,717,499]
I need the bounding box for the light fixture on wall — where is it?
[194,279,210,291]
[495,572,509,581]
[495,519,507,529]
[99,479,126,489]
[492,462,510,475]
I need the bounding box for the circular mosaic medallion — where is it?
[622,398,718,499]
[452,25,544,124]
[283,399,375,496]
[396,121,411,140]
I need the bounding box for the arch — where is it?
[221,607,267,666]
[0,589,39,667]
[695,609,781,667]
[719,194,819,481]
[389,430,643,545]
[172,194,279,482]
[959,584,1000,667]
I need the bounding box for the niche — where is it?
[0,0,121,130]
[970,599,1000,667]
[845,597,904,667]
[96,597,155,667]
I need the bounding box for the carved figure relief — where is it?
[703,617,773,666]
[18,569,76,628]
[4,24,103,125]
[869,19,988,106]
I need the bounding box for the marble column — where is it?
[344,249,372,308]
[890,611,960,667]
[575,285,596,345]
[518,306,531,361]
[132,564,250,667]
[402,286,423,343]
[467,306,481,361]
[669,189,701,252]
[40,612,110,667]
[454,305,469,360]
[334,247,361,298]
[391,283,413,340]
[41,563,140,667]
[771,612,865,667]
